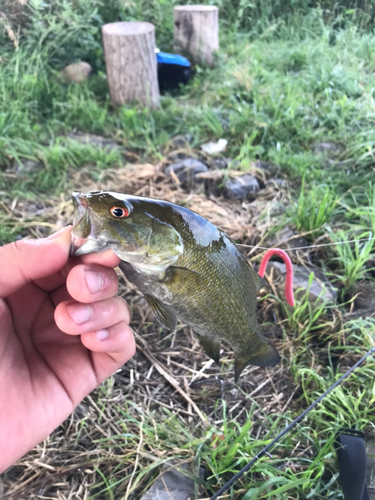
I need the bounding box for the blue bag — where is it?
[156,50,191,92]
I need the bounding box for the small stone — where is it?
[171,134,194,148]
[211,157,229,169]
[312,142,345,159]
[256,159,271,170]
[267,226,309,256]
[60,62,92,83]
[16,159,43,174]
[140,461,204,500]
[165,158,208,188]
[353,281,375,311]
[20,201,44,214]
[272,179,286,186]
[266,262,337,305]
[326,159,349,169]
[167,151,190,162]
[68,132,122,152]
[223,174,260,202]
[267,202,287,216]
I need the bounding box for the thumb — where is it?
[0,227,71,298]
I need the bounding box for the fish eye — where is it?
[110,206,129,218]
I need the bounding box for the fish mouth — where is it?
[70,192,102,256]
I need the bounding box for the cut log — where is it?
[173,5,219,66]
[101,22,160,108]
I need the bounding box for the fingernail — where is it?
[67,303,91,325]
[96,329,108,341]
[84,270,103,294]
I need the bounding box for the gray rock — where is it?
[272,179,286,186]
[223,174,260,202]
[16,159,43,174]
[60,62,92,83]
[266,261,337,305]
[140,462,203,500]
[256,159,271,170]
[68,132,122,152]
[165,158,208,188]
[20,201,44,214]
[353,281,375,311]
[167,151,190,162]
[326,159,348,169]
[267,226,309,256]
[266,202,287,217]
[211,157,230,169]
[171,134,194,148]
[312,142,345,159]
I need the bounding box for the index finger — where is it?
[81,249,121,268]
[35,246,121,292]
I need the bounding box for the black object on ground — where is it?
[156,50,192,93]
[224,174,260,201]
[335,429,370,500]
[165,158,208,188]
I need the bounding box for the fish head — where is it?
[70,191,184,273]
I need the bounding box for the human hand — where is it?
[0,227,135,472]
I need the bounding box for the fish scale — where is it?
[70,191,280,380]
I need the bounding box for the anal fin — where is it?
[257,274,266,291]
[144,294,177,330]
[197,334,221,363]
[234,339,280,382]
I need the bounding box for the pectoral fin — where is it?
[162,266,208,291]
[144,294,177,330]
[234,339,280,382]
[197,334,221,363]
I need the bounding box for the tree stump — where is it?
[101,22,160,108]
[173,5,219,66]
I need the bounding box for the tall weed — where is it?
[329,230,375,291]
[289,180,340,233]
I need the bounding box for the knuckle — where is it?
[122,323,136,353]
[129,335,136,357]
[0,299,8,317]
[116,297,131,323]
[101,298,118,318]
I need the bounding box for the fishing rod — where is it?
[237,236,375,251]
[209,345,375,500]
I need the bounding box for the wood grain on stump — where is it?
[102,22,160,108]
[173,5,219,66]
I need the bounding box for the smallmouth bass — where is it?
[70,190,286,380]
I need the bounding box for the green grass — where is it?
[329,230,375,293]
[288,180,341,233]
[1,1,375,499]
